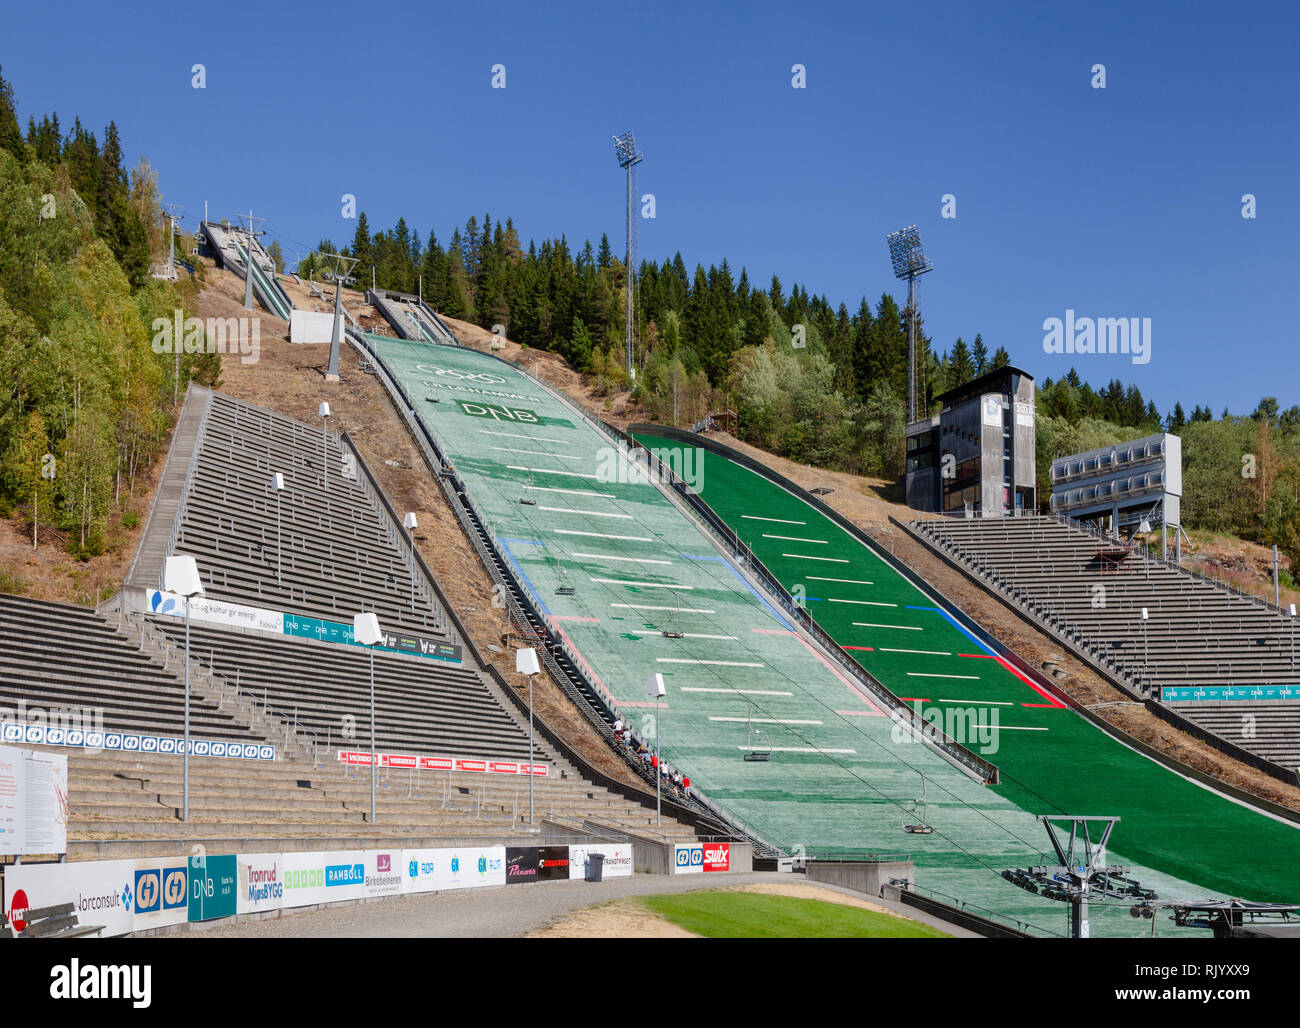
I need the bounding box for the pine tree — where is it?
[0,65,24,158]
[971,333,988,374]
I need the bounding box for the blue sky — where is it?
[4,0,1297,416]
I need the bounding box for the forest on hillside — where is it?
[0,67,217,561]
[302,208,1300,566]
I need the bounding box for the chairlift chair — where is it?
[743,704,772,762]
[902,772,933,834]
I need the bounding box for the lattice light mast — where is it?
[886,225,934,423]
[613,131,644,384]
[318,251,361,382]
[235,209,267,311]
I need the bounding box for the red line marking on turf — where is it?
[843,645,875,651]
[897,698,929,703]
[1022,703,1058,708]
[835,710,877,716]
[619,701,669,708]
[549,623,615,705]
[552,615,600,623]
[992,655,1066,709]
[958,653,997,659]
[752,628,884,715]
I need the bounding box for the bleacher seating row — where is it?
[914,514,1300,768]
[171,390,452,640]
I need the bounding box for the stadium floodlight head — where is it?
[318,401,331,419]
[164,555,203,598]
[270,472,285,492]
[885,225,934,424]
[612,130,644,168]
[403,511,418,532]
[354,611,383,647]
[1138,519,1152,535]
[516,647,541,677]
[646,672,666,698]
[1141,607,1149,621]
[886,225,933,280]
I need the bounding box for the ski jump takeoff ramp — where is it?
[358,334,1297,936]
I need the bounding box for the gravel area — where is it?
[181,872,976,938]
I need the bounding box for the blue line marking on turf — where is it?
[681,553,794,631]
[498,538,551,617]
[907,604,996,656]
[501,537,545,547]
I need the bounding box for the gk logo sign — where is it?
[135,867,188,913]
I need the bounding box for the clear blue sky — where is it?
[4,0,1297,417]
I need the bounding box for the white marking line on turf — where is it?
[681,687,792,696]
[554,529,652,542]
[783,553,849,563]
[630,630,738,640]
[763,534,826,544]
[479,429,569,444]
[990,726,1049,732]
[828,599,896,607]
[735,746,856,754]
[807,576,872,585]
[508,465,602,480]
[611,603,715,613]
[573,552,673,565]
[878,647,951,655]
[529,485,616,499]
[852,622,922,631]
[657,658,764,668]
[907,673,982,680]
[710,717,822,725]
[742,514,806,525]
[592,577,692,590]
[538,506,632,519]
[492,446,581,461]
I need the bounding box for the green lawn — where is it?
[641,891,950,938]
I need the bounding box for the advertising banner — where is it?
[363,850,404,898]
[337,750,547,776]
[150,589,284,634]
[536,846,571,881]
[703,842,731,873]
[132,858,190,931]
[673,842,704,875]
[0,723,274,763]
[236,852,285,915]
[5,858,137,937]
[567,844,633,880]
[0,744,68,856]
[505,846,540,886]
[401,846,505,893]
[188,854,238,922]
[280,849,367,909]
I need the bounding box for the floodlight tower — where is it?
[613,131,644,384]
[318,251,361,382]
[886,225,934,423]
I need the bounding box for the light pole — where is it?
[647,673,666,825]
[1140,607,1149,694]
[354,612,383,823]
[516,648,541,824]
[270,473,285,585]
[1290,604,1296,672]
[612,131,644,384]
[318,402,331,489]
[165,556,203,822]
[403,512,418,613]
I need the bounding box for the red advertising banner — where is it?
[703,842,731,872]
[336,751,548,776]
